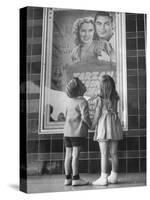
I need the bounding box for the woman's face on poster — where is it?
[95,16,113,41]
[79,22,94,45]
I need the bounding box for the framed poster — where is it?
[39,8,128,134]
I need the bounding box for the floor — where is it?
[27,173,146,193]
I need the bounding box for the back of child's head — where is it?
[100,75,119,101]
[66,77,86,98]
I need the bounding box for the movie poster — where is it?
[39,8,127,132]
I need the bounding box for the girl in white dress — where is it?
[92,75,123,186]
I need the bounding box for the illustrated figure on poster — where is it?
[91,75,123,186]
[51,66,64,91]
[71,16,112,64]
[49,104,55,121]
[94,11,115,62]
[57,112,65,121]
[64,77,91,186]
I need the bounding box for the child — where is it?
[91,75,123,186]
[64,77,91,186]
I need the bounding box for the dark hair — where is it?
[66,77,86,98]
[94,11,113,40]
[100,75,119,102]
[94,11,113,23]
[50,105,53,114]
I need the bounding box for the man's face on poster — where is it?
[95,15,113,41]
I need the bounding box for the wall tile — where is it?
[27,63,31,74]
[52,139,63,152]
[127,69,137,76]
[27,44,32,56]
[41,161,50,175]
[27,140,38,153]
[140,158,146,172]
[126,20,136,32]
[126,137,139,150]
[139,89,146,115]
[27,99,39,113]
[88,160,100,173]
[33,26,42,37]
[33,7,43,19]
[118,138,126,151]
[127,90,138,115]
[118,159,127,173]
[127,76,138,88]
[27,7,34,20]
[32,44,42,55]
[138,56,146,69]
[127,158,139,172]
[126,14,136,32]
[140,150,146,158]
[137,14,145,31]
[127,56,137,69]
[140,136,146,150]
[128,116,139,129]
[126,14,136,20]
[139,75,146,88]
[89,139,99,151]
[39,140,51,153]
[31,62,41,74]
[27,26,32,38]
[126,39,137,50]
[27,119,38,134]
[27,161,41,175]
[138,38,145,49]
[79,160,88,173]
[81,138,88,152]
[127,150,139,158]
[50,160,63,174]
[140,116,146,129]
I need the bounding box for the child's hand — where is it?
[97,51,110,62]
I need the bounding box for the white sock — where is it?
[101,172,108,178]
[110,171,118,176]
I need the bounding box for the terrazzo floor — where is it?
[26,173,146,193]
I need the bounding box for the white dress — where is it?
[93,97,123,141]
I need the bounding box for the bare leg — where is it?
[110,140,118,172]
[108,140,119,184]
[92,141,109,185]
[99,141,109,173]
[64,147,72,176]
[72,146,81,176]
[72,146,89,186]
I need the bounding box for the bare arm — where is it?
[91,97,102,129]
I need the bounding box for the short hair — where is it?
[72,16,94,46]
[66,77,86,98]
[94,11,113,23]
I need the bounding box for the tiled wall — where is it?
[21,7,146,176]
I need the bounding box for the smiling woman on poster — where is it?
[71,16,111,64]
